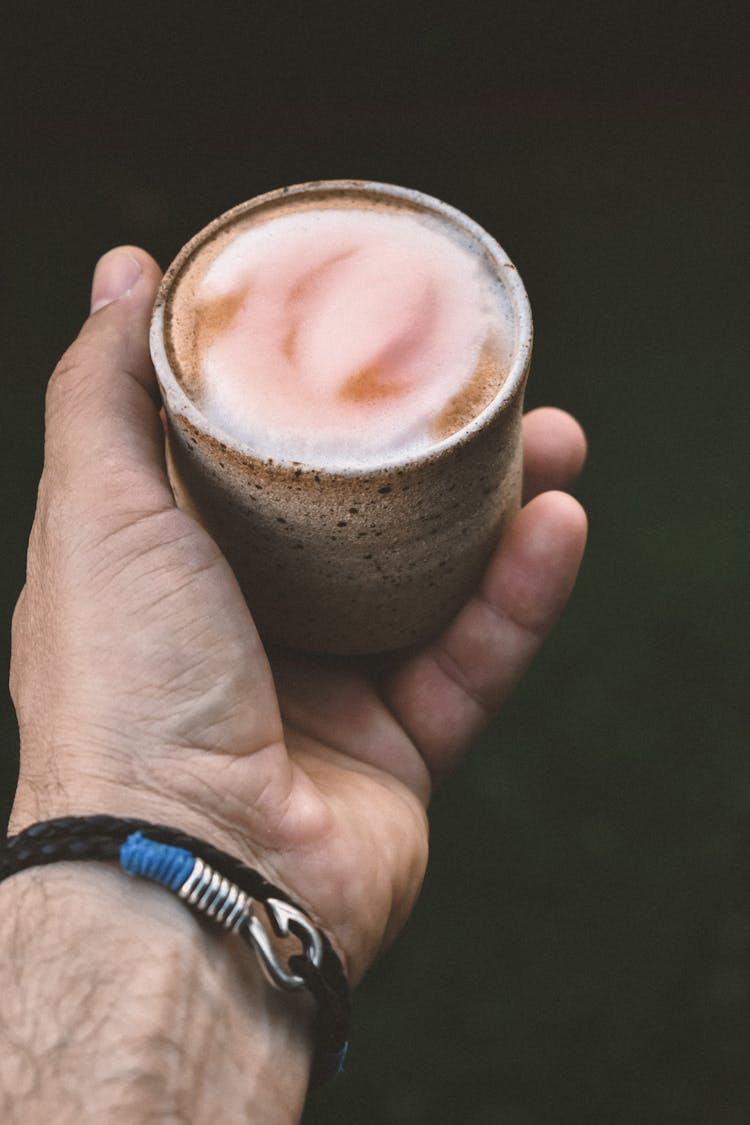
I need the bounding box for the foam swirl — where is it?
[174,206,512,467]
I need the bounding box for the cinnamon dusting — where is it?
[340,364,410,403]
[432,336,507,441]
[195,289,247,356]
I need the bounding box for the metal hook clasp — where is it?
[245,897,324,992]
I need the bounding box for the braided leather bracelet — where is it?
[0,815,350,1086]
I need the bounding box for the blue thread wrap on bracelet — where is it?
[120,832,195,890]
[120,832,254,935]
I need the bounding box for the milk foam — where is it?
[167,201,515,468]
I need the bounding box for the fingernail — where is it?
[90,248,143,314]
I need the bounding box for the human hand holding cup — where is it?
[6,219,586,1115]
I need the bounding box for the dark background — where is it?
[1,2,748,1122]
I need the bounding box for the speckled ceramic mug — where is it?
[149,181,533,654]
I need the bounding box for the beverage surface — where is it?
[165,196,515,468]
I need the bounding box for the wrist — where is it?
[0,862,312,1124]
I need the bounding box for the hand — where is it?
[9,246,587,989]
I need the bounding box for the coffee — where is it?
[151,182,532,654]
[163,194,516,469]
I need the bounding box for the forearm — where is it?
[0,863,312,1124]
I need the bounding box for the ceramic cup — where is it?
[149,181,533,654]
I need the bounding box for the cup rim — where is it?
[150,179,533,476]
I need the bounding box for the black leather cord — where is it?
[0,815,350,1085]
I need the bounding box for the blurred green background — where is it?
[1,3,747,1122]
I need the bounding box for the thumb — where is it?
[43,246,172,517]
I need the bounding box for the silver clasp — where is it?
[244,897,324,992]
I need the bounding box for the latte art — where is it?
[166,205,514,467]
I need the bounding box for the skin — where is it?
[4,246,587,1121]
